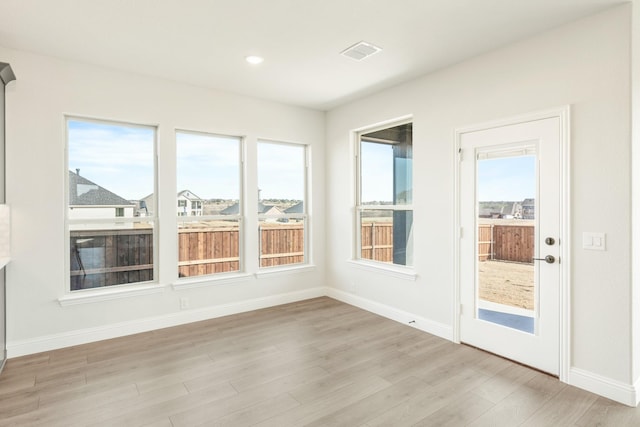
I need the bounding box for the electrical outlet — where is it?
[180,297,189,310]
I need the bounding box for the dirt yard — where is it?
[478,260,534,310]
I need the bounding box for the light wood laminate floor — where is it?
[0,297,638,426]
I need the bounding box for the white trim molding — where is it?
[172,273,253,290]
[347,260,417,281]
[327,288,453,341]
[569,367,637,407]
[255,264,317,278]
[58,283,166,306]
[12,287,326,357]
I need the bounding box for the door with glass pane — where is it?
[459,117,561,375]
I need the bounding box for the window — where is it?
[356,121,413,266]
[257,141,308,268]
[176,130,242,278]
[67,118,156,291]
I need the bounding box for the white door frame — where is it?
[453,106,571,383]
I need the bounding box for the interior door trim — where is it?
[453,106,571,383]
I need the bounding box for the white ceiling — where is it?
[0,0,627,110]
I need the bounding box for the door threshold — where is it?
[461,342,559,378]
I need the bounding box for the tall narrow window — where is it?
[257,141,308,268]
[176,131,242,278]
[67,118,156,291]
[356,122,413,266]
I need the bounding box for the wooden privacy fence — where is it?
[180,223,305,272]
[360,222,393,263]
[70,228,154,290]
[178,226,240,276]
[71,222,534,289]
[71,224,306,287]
[360,222,535,264]
[478,223,534,263]
[260,223,304,268]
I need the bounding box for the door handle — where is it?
[533,255,555,264]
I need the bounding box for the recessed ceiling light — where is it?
[340,41,382,61]
[245,55,264,65]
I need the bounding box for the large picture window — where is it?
[356,121,413,266]
[176,131,243,278]
[257,141,308,268]
[67,118,157,291]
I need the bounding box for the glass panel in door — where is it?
[476,151,536,334]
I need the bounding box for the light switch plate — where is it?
[583,232,606,251]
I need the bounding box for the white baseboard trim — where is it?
[569,367,637,407]
[7,287,327,358]
[9,285,638,408]
[326,288,453,341]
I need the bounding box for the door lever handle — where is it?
[533,255,555,264]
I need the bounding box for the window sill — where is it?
[58,283,165,306]
[255,264,316,278]
[347,260,417,281]
[172,272,253,290]
[0,257,10,269]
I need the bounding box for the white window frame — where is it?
[354,118,415,273]
[63,116,159,296]
[175,129,245,280]
[257,140,310,270]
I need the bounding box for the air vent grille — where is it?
[340,41,382,61]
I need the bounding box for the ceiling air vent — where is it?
[340,41,382,61]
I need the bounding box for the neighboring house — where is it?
[131,199,149,217]
[522,198,535,219]
[284,201,303,214]
[177,190,203,216]
[139,193,155,217]
[512,203,523,219]
[221,202,283,222]
[282,201,304,222]
[259,203,283,223]
[258,202,282,220]
[68,170,135,226]
[478,201,522,219]
[141,190,204,217]
[220,202,240,215]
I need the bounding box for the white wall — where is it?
[633,0,640,401]
[326,5,633,399]
[1,45,325,354]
